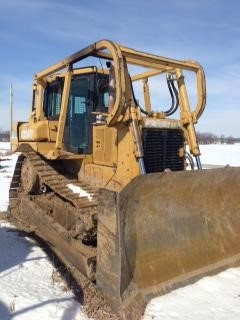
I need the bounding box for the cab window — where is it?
[43,79,63,119]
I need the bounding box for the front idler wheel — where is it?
[21,158,39,194]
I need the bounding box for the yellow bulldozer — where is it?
[9,40,240,319]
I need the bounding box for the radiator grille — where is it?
[142,128,184,173]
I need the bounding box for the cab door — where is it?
[64,75,94,154]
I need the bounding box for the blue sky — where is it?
[1,0,240,137]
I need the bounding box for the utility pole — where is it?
[10,84,13,139]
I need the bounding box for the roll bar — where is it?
[34,39,206,125]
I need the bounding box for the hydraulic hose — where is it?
[185,152,195,170]
[129,74,179,117]
[164,79,179,116]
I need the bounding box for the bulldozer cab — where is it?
[43,67,108,154]
[42,70,109,155]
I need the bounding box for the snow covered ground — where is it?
[200,143,240,167]
[0,145,88,319]
[1,141,240,320]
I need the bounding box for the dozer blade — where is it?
[96,167,240,319]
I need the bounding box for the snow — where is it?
[200,143,240,167]
[0,142,11,155]
[0,153,19,212]
[1,142,240,320]
[67,184,93,201]
[0,221,88,320]
[0,143,89,320]
[144,269,240,319]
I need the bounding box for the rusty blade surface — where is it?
[121,167,240,300]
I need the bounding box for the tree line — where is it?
[0,130,10,142]
[196,132,240,144]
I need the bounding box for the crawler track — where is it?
[8,150,119,319]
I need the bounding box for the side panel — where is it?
[19,121,49,142]
[93,126,117,166]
